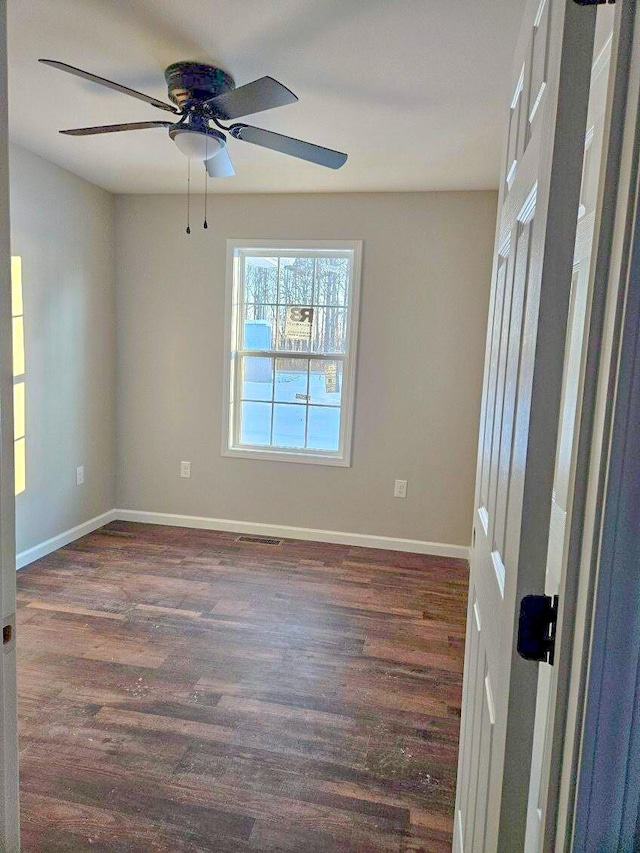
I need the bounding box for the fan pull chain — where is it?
[186,158,191,235]
[204,132,209,230]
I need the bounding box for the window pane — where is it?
[240,401,272,446]
[11,256,23,317]
[280,257,314,305]
[241,357,273,401]
[275,305,311,353]
[244,256,278,305]
[315,257,350,306]
[312,307,347,353]
[13,382,25,440]
[242,309,276,350]
[14,437,25,496]
[12,316,25,377]
[309,361,342,406]
[274,359,309,403]
[307,406,340,452]
[272,403,306,448]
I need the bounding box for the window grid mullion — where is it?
[244,302,348,309]
[270,255,281,447]
[238,350,347,361]
[304,359,311,447]
[269,355,276,445]
[239,399,340,410]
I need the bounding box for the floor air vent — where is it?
[236,535,283,546]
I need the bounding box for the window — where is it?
[11,256,26,495]
[223,240,362,466]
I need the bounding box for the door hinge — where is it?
[573,0,615,5]
[517,595,558,665]
[2,615,15,653]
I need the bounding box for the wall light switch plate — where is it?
[394,479,408,498]
[180,461,191,479]
[76,466,84,486]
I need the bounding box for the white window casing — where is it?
[222,239,362,466]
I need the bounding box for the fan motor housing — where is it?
[164,62,235,108]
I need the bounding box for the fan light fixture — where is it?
[172,128,224,160]
[205,147,235,177]
[41,59,348,233]
[43,59,348,176]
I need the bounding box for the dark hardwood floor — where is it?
[16,521,468,852]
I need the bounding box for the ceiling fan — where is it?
[38,60,348,178]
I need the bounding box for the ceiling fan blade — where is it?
[204,76,298,119]
[39,59,179,114]
[230,124,347,169]
[206,147,235,177]
[60,121,175,136]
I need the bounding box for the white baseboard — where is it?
[16,510,117,570]
[115,509,470,560]
[16,508,470,569]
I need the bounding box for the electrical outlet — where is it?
[394,479,408,499]
[76,466,84,486]
[180,461,191,479]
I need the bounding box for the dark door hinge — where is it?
[517,595,558,665]
[2,616,15,652]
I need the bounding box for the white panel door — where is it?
[524,8,616,852]
[453,1,596,850]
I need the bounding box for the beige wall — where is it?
[9,144,116,554]
[115,191,495,547]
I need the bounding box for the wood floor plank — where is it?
[17,521,468,851]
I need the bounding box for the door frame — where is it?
[0,0,20,849]
[509,0,640,846]
[567,0,640,845]
[525,0,640,848]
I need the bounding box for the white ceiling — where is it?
[7,0,525,194]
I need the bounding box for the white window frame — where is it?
[222,239,362,467]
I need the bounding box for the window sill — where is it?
[222,446,351,467]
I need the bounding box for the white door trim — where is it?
[567,0,640,845]
[0,0,21,848]
[520,3,623,849]
[543,1,640,847]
